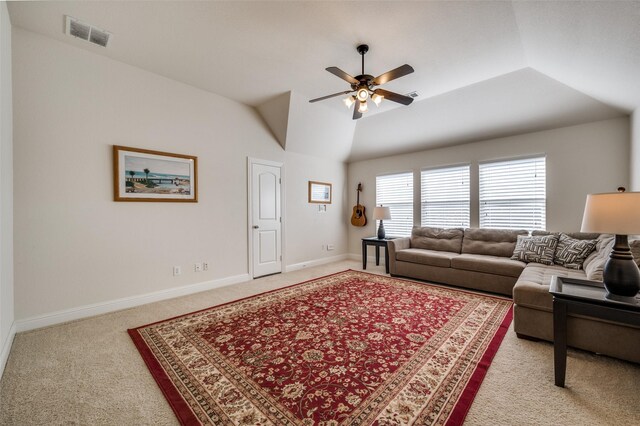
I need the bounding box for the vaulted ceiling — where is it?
[7,1,638,162]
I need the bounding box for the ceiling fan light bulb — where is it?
[372,93,383,106]
[358,101,368,113]
[356,88,369,102]
[343,96,355,109]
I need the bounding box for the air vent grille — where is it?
[406,91,420,98]
[65,16,111,48]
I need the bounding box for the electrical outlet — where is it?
[202,262,209,271]
[173,266,181,276]
[194,262,202,272]
[327,244,335,251]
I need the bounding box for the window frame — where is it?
[375,170,414,238]
[478,154,546,231]
[420,163,471,228]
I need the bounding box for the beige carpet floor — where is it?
[1,260,639,425]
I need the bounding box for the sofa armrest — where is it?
[387,237,410,274]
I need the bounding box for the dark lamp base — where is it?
[603,234,640,299]
[605,292,639,304]
[377,221,385,240]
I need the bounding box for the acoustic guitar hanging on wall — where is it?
[351,183,367,227]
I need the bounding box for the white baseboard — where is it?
[12,253,373,334]
[0,321,16,379]
[14,273,250,333]
[285,254,350,272]
[348,253,360,261]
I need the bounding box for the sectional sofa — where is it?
[387,226,640,363]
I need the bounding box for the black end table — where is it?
[549,276,640,387]
[361,237,395,274]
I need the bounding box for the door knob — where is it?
[253,225,259,229]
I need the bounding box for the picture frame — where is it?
[113,145,198,202]
[308,181,332,204]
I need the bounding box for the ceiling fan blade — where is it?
[372,64,414,86]
[374,88,414,106]
[353,106,362,120]
[309,90,354,103]
[326,67,359,85]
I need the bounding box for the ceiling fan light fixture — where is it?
[343,95,356,109]
[356,87,369,102]
[372,93,384,106]
[358,101,368,113]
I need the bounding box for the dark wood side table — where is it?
[362,237,395,274]
[549,276,640,387]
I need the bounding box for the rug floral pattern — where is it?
[130,270,512,425]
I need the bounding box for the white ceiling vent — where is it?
[65,16,111,48]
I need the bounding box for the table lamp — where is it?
[373,206,392,239]
[580,188,640,301]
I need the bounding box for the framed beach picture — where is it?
[113,145,198,202]
[308,181,332,204]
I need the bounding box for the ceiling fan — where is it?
[309,44,415,120]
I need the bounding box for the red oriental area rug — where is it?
[129,270,512,425]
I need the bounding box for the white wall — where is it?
[347,117,630,254]
[0,2,15,376]
[284,151,347,268]
[12,28,347,323]
[631,109,640,191]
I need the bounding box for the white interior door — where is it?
[251,162,282,278]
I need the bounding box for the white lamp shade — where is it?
[373,206,391,221]
[581,192,640,234]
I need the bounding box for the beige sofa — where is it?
[388,226,640,363]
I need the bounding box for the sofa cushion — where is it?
[630,239,640,267]
[584,238,640,281]
[461,228,528,257]
[554,233,597,270]
[411,226,464,253]
[511,234,558,265]
[450,254,526,278]
[583,234,613,271]
[514,264,588,310]
[532,230,601,240]
[396,249,459,268]
[584,235,615,281]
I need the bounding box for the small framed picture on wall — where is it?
[308,181,332,204]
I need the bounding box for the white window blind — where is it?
[376,172,413,237]
[479,156,546,230]
[421,165,470,228]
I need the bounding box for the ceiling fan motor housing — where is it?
[351,75,375,91]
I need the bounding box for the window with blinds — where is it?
[421,165,470,228]
[479,156,546,230]
[376,172,413,237]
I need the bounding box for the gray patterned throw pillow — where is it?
[554,233,597,270]
[511,234,558,265]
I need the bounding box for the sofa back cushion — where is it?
[532,230,601,240]
[462,228,528,257]
[584,235,615,280]
[411,226,464,253]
